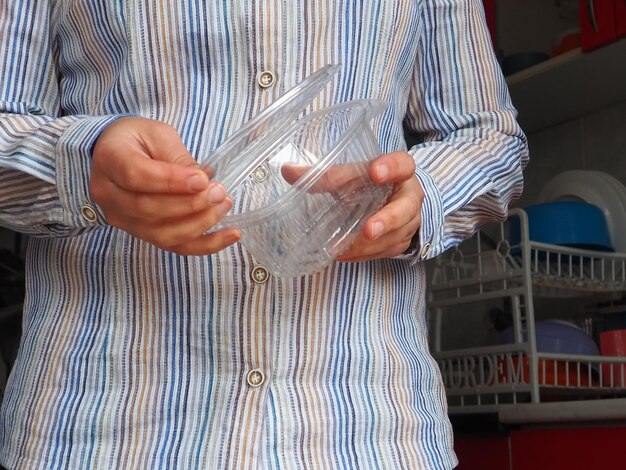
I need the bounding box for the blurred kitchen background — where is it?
[425,1,626,469]
[2,0,626,468]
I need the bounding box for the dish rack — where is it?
[428,208,626,416]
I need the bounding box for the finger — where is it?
[280,164,309,184]
[369,151,416,184]
[108,198,234,248]
[337,241,411,263]
[335,193,421,261]
[95,118,213,194]
[362,193,421,241]
[336,220,417,262]
[280,163,367,193]
[100,148,212,195]
[98,181,228,219]
[167,229,242,256]
[141,122,202,169]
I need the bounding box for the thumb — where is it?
[141,121,215,191]
[369,151,416,184]
[142,120,201,169]
[95,117,212,194]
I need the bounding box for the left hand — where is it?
[337,151,423,262]
[280,151,424,262]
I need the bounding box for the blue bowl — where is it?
[511,201,614,252]
[498,320,599,356]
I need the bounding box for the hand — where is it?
[280,151,423,262]
[90,116,240,255]
[280,161,376,197]
[337,151,423,262]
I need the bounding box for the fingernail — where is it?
[371,221,384,239]
[226,233,241,245]
[375,164,389,181]
[215,199,232,214]
[208,184,226,203]
[187,174,207,192]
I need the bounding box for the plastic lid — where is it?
[199,64,341,192]
[216,99,388,230]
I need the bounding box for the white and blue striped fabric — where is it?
[0,1,528,468]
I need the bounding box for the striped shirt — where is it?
[0,1,528,469]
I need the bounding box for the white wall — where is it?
[515,98,626,209]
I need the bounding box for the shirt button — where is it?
[419,242,432,260]
[252,164,269,182]
[251,266,269,284]
[246,369,265,388]
[257,70,275,88]
[81,204,98,223]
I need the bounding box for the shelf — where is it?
[498,398,626,424]
[428,208,626,416]
[429,241,626,305]
[506,38,626,133]
[436,347,626,415]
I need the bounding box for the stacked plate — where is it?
[538,170,626,253]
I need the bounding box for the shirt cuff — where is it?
[393,165,444,263]
[55,115,127,230]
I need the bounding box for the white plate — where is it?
[592,172,626,252]
[538,170,626,252]
[593,171,626,211]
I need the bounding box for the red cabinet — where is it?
[482,0,497,49]
[455,427,626,470]
[616,0,626,38]
[580,0,626,51]
[455,435,510,470]
[510,427,626,470]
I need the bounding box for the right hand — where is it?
[90,116,240,256]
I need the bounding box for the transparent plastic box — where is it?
[200,66,392,277]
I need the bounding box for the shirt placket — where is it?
[230,2,287,467]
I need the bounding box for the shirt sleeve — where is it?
[403,0,529,262]
[0,0,122,237]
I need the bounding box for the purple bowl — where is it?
[498,320,599,356]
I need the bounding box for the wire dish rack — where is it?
[428,208,626,416]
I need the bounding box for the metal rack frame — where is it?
[428,208,626,415]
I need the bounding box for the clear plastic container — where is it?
[201,65,341,192]
[200,66,392,277]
